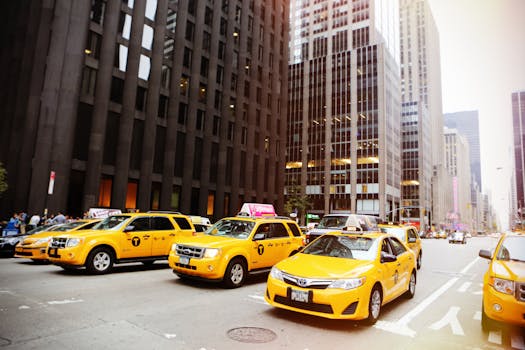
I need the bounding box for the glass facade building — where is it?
[512,91,525,220]
[286,0,401,219]
[0,0,289,219]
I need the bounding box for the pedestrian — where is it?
[2,213,20,236]
[52,211,66,224]
[19,212,27,234]
[28,214,41,231]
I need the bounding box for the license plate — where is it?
[290,289,309,303]
[179,256,190,265]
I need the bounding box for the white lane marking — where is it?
[248,294,267,305]
[429,306,465,336]
[18,305,30,310]
[47,298,84,305]
[488,330,502,344]
[164,334,177,339]
[375,257,480,338]
[457,282,471,293]
[473,311,481,321]
[511,333,525,350]
[472,290,483,295]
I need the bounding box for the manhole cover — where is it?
[227,327,277,343]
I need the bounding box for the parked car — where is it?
[265,231,417,324]
[379,224,422,269]
[0,224,58,257]
[305,213,379,244]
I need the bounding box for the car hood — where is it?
[276,253,374,279]
[491,260,525,282]
[175,234,248,248]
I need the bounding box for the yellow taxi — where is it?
[478,232,525,331]
[14,220,100,262]
[47,212,196,274]
[379,224,422,269]
[168,214,305,288]
[265,232,417,324]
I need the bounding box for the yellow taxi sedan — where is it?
[14,220,100,262]
[479,232,525,331]
[379,224,422,269]
[265,232,417,324]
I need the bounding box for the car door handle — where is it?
[169,234,175,237]
[268,243,273,247]
[143,235,150,239]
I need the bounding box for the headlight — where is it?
[35,237,51,245]
[171,243,179,252]
[66,238,83,248]
[327,277,366,290]
[270,266,284,281]
[203,248,220,258]
[6,237,19,245]
[490,277,514,295]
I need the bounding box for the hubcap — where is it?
[410,274,416,293]
[370,290,381,319]
[94,252,110,271]
[230,263,244,284]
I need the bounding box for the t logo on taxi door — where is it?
[257,244,265,255]
[132,237,141,247]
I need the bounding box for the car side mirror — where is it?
[253,233,266,241]
[380,251,397,263]
[478,249,492,260]
[124,225,135,232]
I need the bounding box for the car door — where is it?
[379,238,399,303]
[265,222,293,265]
[150,216,177,256]
[250,223,274,269]
[388,237,413,297]
[120,217,153,258]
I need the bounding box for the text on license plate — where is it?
[291,289,309,303]
[179,256,190,265]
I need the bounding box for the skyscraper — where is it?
[512,90,525,226]
[399,0,443,229]
[285,0,401,219]
[0,0,289,219]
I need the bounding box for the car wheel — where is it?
[416,253,422,270]
[223,258,246,288]
[365,286,382,325]
[405,270,416,299]
[86,247,114,275]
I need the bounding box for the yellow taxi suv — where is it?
[168,215,304,288]
[478,232,525,331]
[14,220,100,262]
[47,212,195,274]
[265,232,417,324]
[379,224,422,269]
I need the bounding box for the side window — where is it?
[129,217,151,231]
[152,217,175,230]
[389,237,407,256]
[408,229,417,241]
[381,239,392,255]
[174,217,192,230]
[270,223,288,238]
[80,221,99,230]
[255,223,271,239]
[287,223,302,237]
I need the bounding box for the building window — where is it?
[203,31,211,51]
[205,7,213,26]
[178,103,188,125]
[183,47,192,68]
[213,116,221,136]
[185,21,195,41]
[214,90,222,110]
[216,65,224,85]
[218,41,225,60]
[135,86,147,111]
[158,94,169,118]
[180,75,189,95]
[110,77,124,103]
[98,177,112,207]
[90,0,106,25]
[200,57,209,78]
[86,31,101,59]
[228,121,235,141]
[81,67,97,96]
[198,84,207,103]
[161,65,171,89]
[220,17,227,35]
[126,181,138,210]
[196,109,205,130]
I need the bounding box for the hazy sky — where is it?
[427,0,525,229]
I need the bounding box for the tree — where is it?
[284,183,312,226]
[0,162,7,197]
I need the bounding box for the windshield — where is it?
[317,216,349,229]
[496,236,525,262]
[206,219,255,239]
[51,221,87,232]
[303,235,377,260]
[92,215,131,230]
[379,227,405,241]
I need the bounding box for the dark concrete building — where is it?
[0,0,289,220]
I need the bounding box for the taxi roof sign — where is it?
[239,203,276,217]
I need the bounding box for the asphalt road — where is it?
[0,236,523,350]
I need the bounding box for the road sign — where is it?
[48,171,56,195]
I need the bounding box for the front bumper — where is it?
[14,245,48,260]
[47,246,85,267]
[483,284,525,327]
[168,251,225,281]
[265,276,370,320]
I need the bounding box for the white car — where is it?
[449,231,466,244]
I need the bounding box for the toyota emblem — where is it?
[297,278,308,287]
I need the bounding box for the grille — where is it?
[517,282,525,302]
[282,271,332,289]
[175,245,205,258]
[274,295,333,314]
[175,263,196,270]
[50,238,67,249]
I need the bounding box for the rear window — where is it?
[153,217,175,230]
[287,223,302,237]
[174,217,192,230]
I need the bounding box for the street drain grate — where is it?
[227,327,277,343]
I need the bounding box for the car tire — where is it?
[223,258,246,288]
[86,247,114,275]
[365,286,382,325]
[416,253,422,270]
[405,270,416,299]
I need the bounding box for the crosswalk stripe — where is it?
[511,333,525,350]
[473,311,481,321]
[488,330,502,344]
[457,282,471,293]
